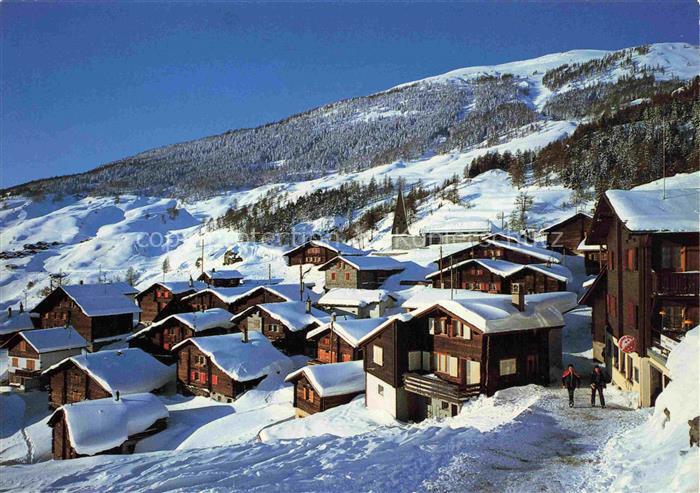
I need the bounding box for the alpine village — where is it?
[0,32,698,492]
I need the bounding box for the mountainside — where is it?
[5,42,698,199]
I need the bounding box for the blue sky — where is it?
[1,2,697,187]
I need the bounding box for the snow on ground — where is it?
[0,388,52,465]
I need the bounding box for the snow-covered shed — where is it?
[44,348,174,409]
[285,360,365,417]
[197,268,244,288]
[172,331,290,402]
[136,280,208,324]
[317,288,398,318]
[319,255,406,290]
[48,393,168,460]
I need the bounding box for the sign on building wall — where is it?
[618,335,636,354]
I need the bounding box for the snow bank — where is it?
[601,327,699,492]
[57,393,168,456]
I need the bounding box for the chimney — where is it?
[189,275,194,288]
[115,390,120,401]
[211,267,216,273]
[305,296,312,314]
[7,307,11,318]
[79,280,84,285]
[19,302,24,314]
[511,283,525,311]
[242,327,249,343]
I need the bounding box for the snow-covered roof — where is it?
[318,288,396,308]
[282,240,366,258]
[540,212,591,232]
[426,258,572,283]
[172,332,289,382]
[58,284,141,317]
[182,283,320,305]
[485,239,562,263]
[306,317,389,347]
[375,292,575,341]
[0,310,35,336]
[319,255,405,272]
[203,269,244,280]
[53,393,168,456]
[139,281,207,297]
[19,326,87,353]
[44,348,174,395]
[605,188,700,233]
[285,360,365,398]
[128,308,234,340]
[420,218,494,235]
[402,287,496,310]
[233,301,327,332]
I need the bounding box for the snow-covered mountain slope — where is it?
[4,43,697,198]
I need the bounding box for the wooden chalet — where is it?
[317,288,397,318]
[577,239,608,276]
[231,300,327,355]
[136,280,206,324]
[2,326,87,391]
[49,393,168,460]
[426,258,571,293]
[437,239,562,269]
[32,283,141,350]
[197,268,244,287]
[541,212,592,255]
[128,308,235,359]
[319,256,405,290]
[0,306,36,347]
[306,317,387,364]
[184,283,320,315]
[283,240,365,266]
[588,185,699,407]
[173,332,288,403]
[579,267,608,363]
[285,360,365,417]
[44,348,173,409]
[358,291,575,421]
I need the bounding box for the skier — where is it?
[561,364,581,408]
[590,366,607,408]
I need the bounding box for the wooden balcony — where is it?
[652,271,699,297]
[403,372,480,404]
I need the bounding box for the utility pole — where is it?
[200,229,205,275]
[497,211,505,230]
[662,118,667,200]
[439,245,444,289]
[299,264,304,301]
[268,264,272,285]
[450,256,454,300]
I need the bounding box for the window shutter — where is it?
[211,375,218,386]
[190,371,197,381]
[449,356,459,377]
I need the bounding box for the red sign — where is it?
[618,335,636,354]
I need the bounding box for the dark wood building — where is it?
[173,332,287,403]
[44,348,173,409]
[427,258,570,293]
[285,361,365,417]
[319,256,405,290]
[49,393,168,460]
[231,300,326,355]
[184,284,319,315]
[32,283,141,350]
[579,267,608,363]
[283,240,365,266]
[541,212,593,255]
[136,281,206,324]
[358,293,569,421]
[588,186,699,407]
[306,317,387,363]
[197,269,244,287]
[128,308,235,359]
[2,326,87,391]
[437,239,562,269]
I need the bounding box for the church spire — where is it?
[391,184,410,235]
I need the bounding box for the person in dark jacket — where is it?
[562,364,581,408]
[590,366,607,408]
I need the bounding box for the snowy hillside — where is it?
[4,42,698,197]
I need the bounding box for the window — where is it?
[26,359,35,371]
[613,345,619,367]
[499,358,517,376]
[195,355,206,366]
[372,345,383,366]
[330,272,337,281]
[18,340,27,352]
[634,367,639,383]
[661,246,682,270]
[455,321,471,340]
[408,351,421,371]
[211,375,218,386]
[620,351,626,372]
[11,357,18,367]
[435,353,459,377]
[627,355,634,381]
[422,351,431,371]
[663,305,685,330]
[344,272,351,281]
[377,384,384,396]
[268,324,280,333]
[626,248,637,271]
[304,387,315,402]
[441,401,450,410]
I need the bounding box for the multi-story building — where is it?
[588,185,699,407]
